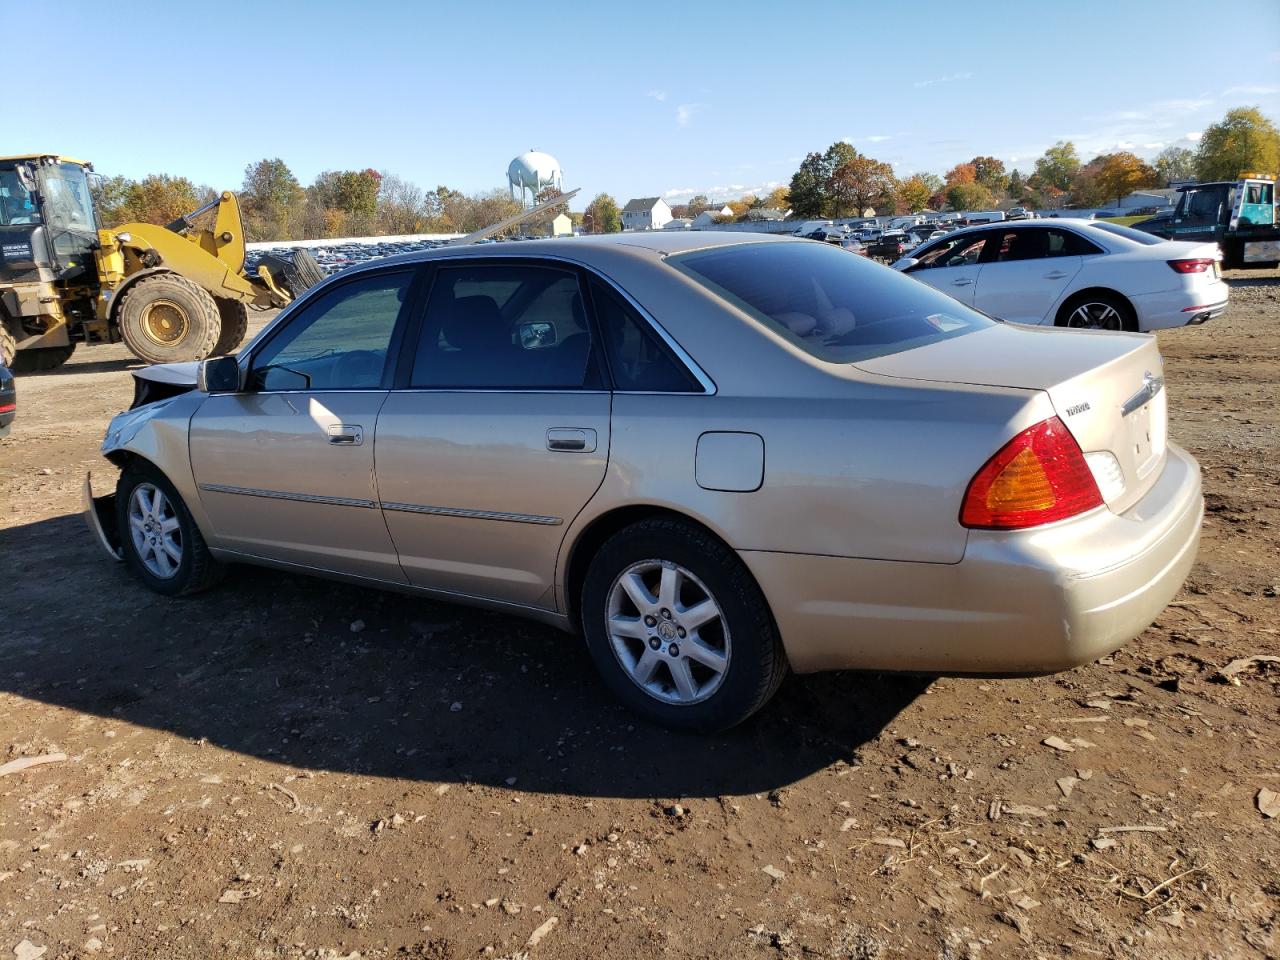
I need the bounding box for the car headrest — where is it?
[442,295,506,352]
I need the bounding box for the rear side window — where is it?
[670,242,993,364]
[589,280,702,392]
[1087,222,1166,246]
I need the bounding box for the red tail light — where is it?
[960,417,1102,529]
[1167,258,1215,273]
[0,402,14,414]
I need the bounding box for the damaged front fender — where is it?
[83,472,123,561]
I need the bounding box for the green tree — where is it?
[1195,107,1280,182]
[113,174,209,226]
[90,174,137,227]
[788,152,829,218]
[1153,145,1196,184]
[687,194,711,216]
[1033,141,1080,191]
[896,175,933,213]
[969,155,1009,193]
[311,169,382,234]
[241,158,304,241]
[1007,169,1027,201]
[916,172,944,195]
[584,193,621,233]
[946,182,994,212]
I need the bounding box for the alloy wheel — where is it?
[1067,301,1123,331]
[127,483,183,578]
[606,560,731,705]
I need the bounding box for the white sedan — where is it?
[892,219,1228,331]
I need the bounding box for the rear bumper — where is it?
[1132,281,1228,330]
[741,443,1203,675]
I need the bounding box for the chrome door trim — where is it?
[380,501,564,525]
[198,482,377,509]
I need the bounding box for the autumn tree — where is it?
[1153,146,1196,184]
[765,186,790,211]
[376,173,428,235]
[944,163,977,187]
[1067,156,1109,208]
[969,155,1009,193]
[896,175,934,213]
[788,141,859,217]
[1095,152,1158,206]
[89,175,137,227]
[97,174,212,226]
[827,151,897,218]
[310,169,382,235]
[584,193,621,234]
[1195,107,1280,182]
[687,194,711,216]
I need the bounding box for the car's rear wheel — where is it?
[115,460,223,597]
[1057,292,1137,332]
[581,517,787,731]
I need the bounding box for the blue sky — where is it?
[9,0,1279,210]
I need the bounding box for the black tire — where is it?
[12,343,76,373]
[115,459,223,597]
[0,325,15,367]
[1055,291,1138,332]
[212,299,249,356]
[117,273,221,364]
[581,517,788,732]
[258,250,325,299]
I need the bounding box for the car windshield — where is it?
[669,241,994,364]
[1086,221,1166,246]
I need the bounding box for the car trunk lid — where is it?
[856,324,1167,514]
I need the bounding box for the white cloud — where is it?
[676,103,702,127]
[646,89,667,102]
[1184,131,1202,142]
[661,180,784,203]
[1221,84,1280,98]
[913,71,972,89]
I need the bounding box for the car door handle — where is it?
[327,424,364,445]
[952,278,974,286]
[1044,271,1069,279]
[547,428,596,453]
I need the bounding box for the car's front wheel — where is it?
[581,518,787,731]
[115,460,223,597]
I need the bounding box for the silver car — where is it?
[86,233,1203,730]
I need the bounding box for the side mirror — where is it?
[518,321,557,349]
[198,355,241,394]
[894,258,920,272]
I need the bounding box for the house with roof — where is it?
[621,197,673,231]
[691,207,733,228]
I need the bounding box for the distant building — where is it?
[621,197,673,231]
[743,207,787,221]
[663,217,693,230]
[545,212,573,237]
[691,209,729,228]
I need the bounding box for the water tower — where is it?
[508,150,563,207]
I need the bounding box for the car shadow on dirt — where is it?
[15,357,143,378]
[0,513,927,799]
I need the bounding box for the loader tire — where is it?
[0,326,15,368]
[258,250,325,299]
[212,299,249,356]
[12,344,76,373]
[117,273,221,365]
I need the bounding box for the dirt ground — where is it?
[1,274,1277,960]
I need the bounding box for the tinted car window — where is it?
[251,270,414,391]
[411,264,597,390]
[1086,222,1166,246]
[670,242,993,364]
[913,231,989,268]
[590,280,702,392]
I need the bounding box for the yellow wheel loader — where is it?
[0,154,322,372]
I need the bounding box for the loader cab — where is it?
[0,157,98,282]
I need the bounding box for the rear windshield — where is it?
[669,241,994,364]
[1087,221,1165,246]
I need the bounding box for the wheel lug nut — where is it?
[677,626,686,638]
[648,637,660,650]
[661,608,672,620]
[644,615,656,627]
[668,644,680,658]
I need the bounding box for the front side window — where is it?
[671,241,993,365]
[0,167,40,226]
[912,231,990,268]
[411,264,597,390]
[250,270,414,391]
